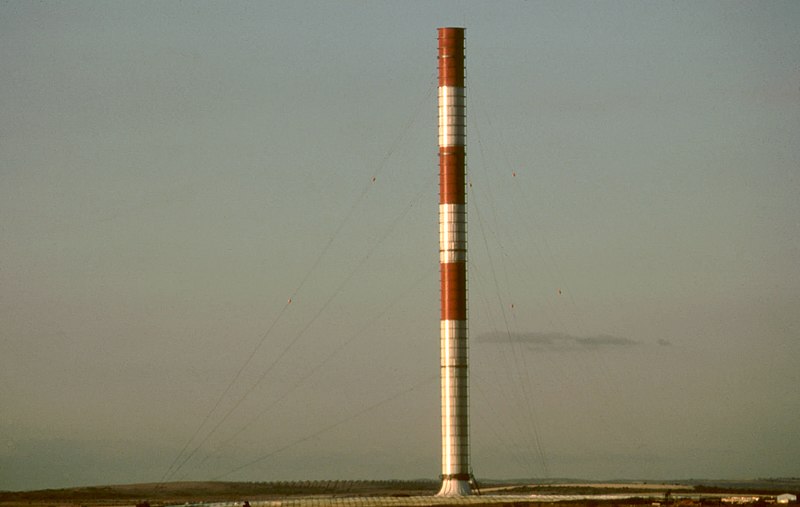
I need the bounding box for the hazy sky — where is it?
[2,0,799,492]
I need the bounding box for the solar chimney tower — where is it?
[437,27,471,497]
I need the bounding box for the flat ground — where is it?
[2,479,798,507]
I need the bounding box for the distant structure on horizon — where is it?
[437,26,471,497]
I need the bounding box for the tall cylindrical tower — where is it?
[437,26,471,497]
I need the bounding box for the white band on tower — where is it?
[438,86,466,147]
[439,204,467,263]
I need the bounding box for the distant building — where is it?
[777,494,796,504]
[722,497,761,504]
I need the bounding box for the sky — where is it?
[1,0,799,492]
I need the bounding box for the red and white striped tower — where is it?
[437,26,471,497]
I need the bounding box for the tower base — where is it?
[437,478,472,497]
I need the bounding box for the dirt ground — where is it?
[1,479,797,507]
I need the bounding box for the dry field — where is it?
[2,479,797,507]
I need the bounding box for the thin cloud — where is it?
[476,331,638,351]
[575,334,638,347]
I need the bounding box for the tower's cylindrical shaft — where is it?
[437,26,471,497]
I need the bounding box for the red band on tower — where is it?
[439,147,466,205]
